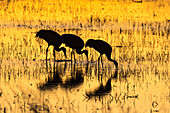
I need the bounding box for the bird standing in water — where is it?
[61,34,88,62]
[35,29,66,63]
[85,39,118,69]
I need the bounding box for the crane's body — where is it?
[35,29,66,63]
[36,30,62,48]
[86,39,112,56]
[86,39,118,68]
[61,34,88,61]
[61,34,85,50]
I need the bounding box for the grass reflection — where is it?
[0,0,169,112]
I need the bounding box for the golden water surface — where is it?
[0,0,169,113]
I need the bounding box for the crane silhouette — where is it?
[85,39,118,69]
[61,34,88,62]
[35,29,66,63]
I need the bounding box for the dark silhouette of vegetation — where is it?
[132,0,142,3]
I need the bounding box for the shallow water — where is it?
[0,1,169,112]
[0,57,169,113]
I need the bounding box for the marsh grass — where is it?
[0,0,169,113]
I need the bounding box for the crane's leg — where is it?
[97,55,101,68]
[71,50,75,66]
[73,50,76,62]
[97,55,102,62]
[71,51,73,62]
[71,50,76,62]
[46,45,49,65]
[53,48,56,62]
[97,54,104,68]
[85,61,89,74]
[101,56,103,68]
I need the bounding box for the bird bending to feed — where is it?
[35,29,66,62]
[61,34,88,61]
[85,39,118,69]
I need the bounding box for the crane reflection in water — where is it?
[38,62,87,90]
[38,60,118,101]
[84,66,118,101]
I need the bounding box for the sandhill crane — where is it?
[61,34,88,62]
[85,39,118,69]
[35,29,66,62]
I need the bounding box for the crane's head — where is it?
[85,39,94,48]
[35,29,46,38]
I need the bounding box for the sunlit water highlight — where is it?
[0,0,169,112]
[0,57,169,113]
